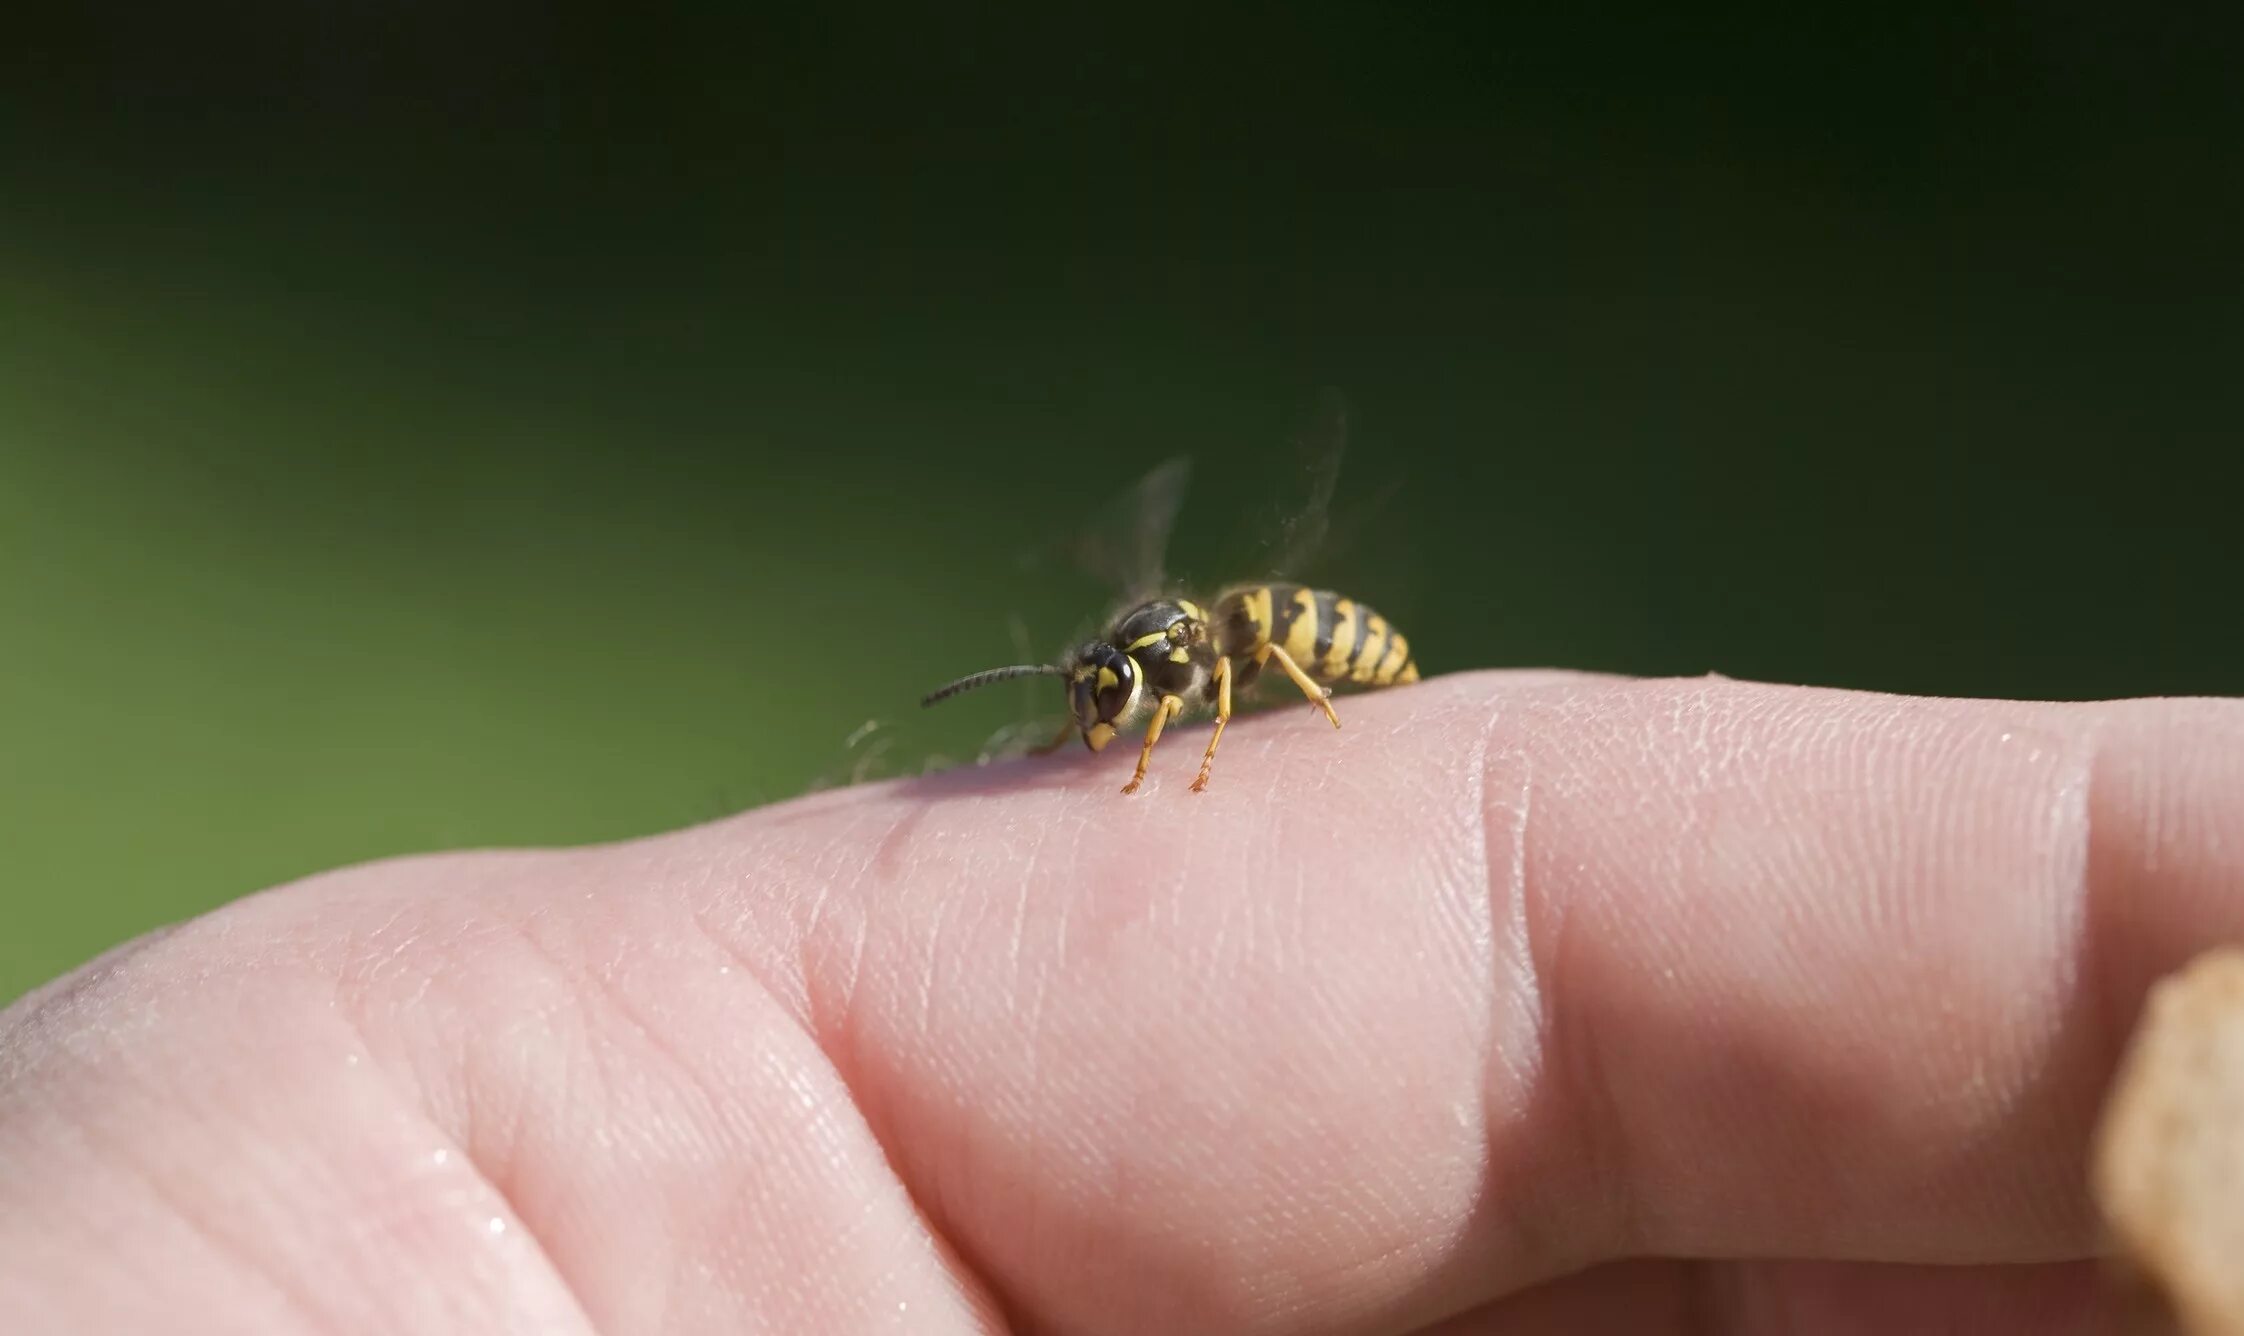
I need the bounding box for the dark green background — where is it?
[4,6,2239,1002]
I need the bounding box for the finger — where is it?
[9,672,2240,1336]
[677,671,2244,1333]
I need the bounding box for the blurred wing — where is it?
[1049,454,1194,604]
[1269,388,1347,579]
[1245,387,1392,582]
[1241,388,1407,588]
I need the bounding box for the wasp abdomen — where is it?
[1213,583,1419,689]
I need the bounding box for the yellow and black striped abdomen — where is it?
[1212,583,1419,689]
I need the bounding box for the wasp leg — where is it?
[1191,656,1233,792]
[1122,694,1183,794]
[1027,719,1075,756]
[1261,644,1342,729]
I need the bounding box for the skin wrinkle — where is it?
[1244,690,1564,1335]
[1947,723,2100,1248]
[347,881,714,1327]
[1006,813,1056,1023]
[912,848,952,1038]
[1552,834,1640,1262]
[760,798,1023,1336]
[1016,902,1063,1092]
[32,916,603,1336]
[511,915,737,1168]
[1478,722,1539,1104]
[1809,695,2161,1254]
[315,901,605,1336]
[1956,716,2101,1252]
[426,930,616,1326]
[1287,850,1308,980]
[920,682,1534,1329]
[79,1108,338,1334]
[502,863,997,1332]
[721,794,886,1026]
[401,912,568,1178]
[2054,699,2243,1251]
[1004,821,1062,1327]
[1048,818,1087,972]
[1995,722,2098,1242]
[2076,716,2135,1198]
[801,854,841,954]
[339,1010,603,1336]
[2080,701,2205,1051]
[1469,701,1545,1292]
[2136,725,2166,876]
[1497,686,1645,1275]
[1479,682,2096,1275]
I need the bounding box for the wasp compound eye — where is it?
[1093,652,1136,722]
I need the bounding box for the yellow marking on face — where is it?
[1178,599,1204,622]
[1126,631,1167,653]
[1352,614,1390,683]
[1169,647,1190,663]
[1086,721,1117,751]
[1374,631,1412,685]
[1096,665,1120,691]
[1281,587,1319,662]
[1321,598,1359,678]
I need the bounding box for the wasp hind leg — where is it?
[1191,656,1234,793]
[1261,644,1342,729]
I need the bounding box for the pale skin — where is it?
[5,671,2243,1334]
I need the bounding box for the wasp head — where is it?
[1065,642,1140,752]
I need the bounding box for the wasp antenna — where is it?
[920,663,1066,707]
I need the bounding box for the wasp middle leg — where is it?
[1191,655,1233,792]
[1122,694,1184,794]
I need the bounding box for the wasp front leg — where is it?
[1122,694,1183,794]
[1191,656,1233,792]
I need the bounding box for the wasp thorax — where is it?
[1067,642,1138,751]
[1113,599,1206,652]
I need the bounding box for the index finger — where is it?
[704,670,2244,1333]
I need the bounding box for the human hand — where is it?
[5,672,2239,1334]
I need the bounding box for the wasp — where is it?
[919,399,1419,794]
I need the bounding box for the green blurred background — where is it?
[4,6,2239,1002]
